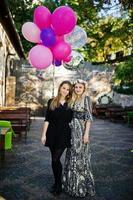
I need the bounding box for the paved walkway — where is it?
[0,118,133,200]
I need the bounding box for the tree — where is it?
[112,57,133,95]
[84,16,132,62]
[7,0,133,62]
[113,58,133,84]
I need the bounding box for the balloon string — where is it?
[52,64,55,98]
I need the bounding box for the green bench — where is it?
[0,120,15,150]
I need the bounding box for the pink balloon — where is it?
[34,6,51,29]
[29,45,53,69]
[51,6,77,35]
[63,55,72,62]
[50,35,64,51]
[52,41,71,60]
[22,22,41,43]
[56,35,64,42]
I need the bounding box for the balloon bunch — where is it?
[22,5,77,70]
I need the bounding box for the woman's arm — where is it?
[83,96,93,144]
[41,99,51,145]
[83,121,91,144]
[41,121,49,145]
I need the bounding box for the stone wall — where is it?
[113,92,133,107]
[0,23,19,106]
[14,61,113,115]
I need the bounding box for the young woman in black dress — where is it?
[41,80,73,196]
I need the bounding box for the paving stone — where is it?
[0,118,133,200]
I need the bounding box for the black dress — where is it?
[45,99,73,149]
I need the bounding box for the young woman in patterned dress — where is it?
[41,80,73,196]
[62,79,95,197]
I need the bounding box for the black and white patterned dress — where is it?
[62,96,95,197]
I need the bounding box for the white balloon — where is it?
[65,25,88,49]
[63,51,84,70]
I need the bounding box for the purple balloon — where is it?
[53,59,62,66]
[40,28,56,47]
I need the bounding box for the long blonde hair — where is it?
[49,80,73,110]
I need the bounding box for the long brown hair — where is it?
[49,80,73,110]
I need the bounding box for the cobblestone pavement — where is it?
[0,118,133,200]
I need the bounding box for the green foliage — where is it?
[113,58,133,84]
[113,85,133,95]
[7,0,34,53]
[113,58,133,95]
[6,0,132,62]
[85,16,132,62]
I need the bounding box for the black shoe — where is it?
[49,184,56,193]
[53,190,62,197]
[53,184,62,196]
[53,192,61,197]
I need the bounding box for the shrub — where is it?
[113,58,133,85]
